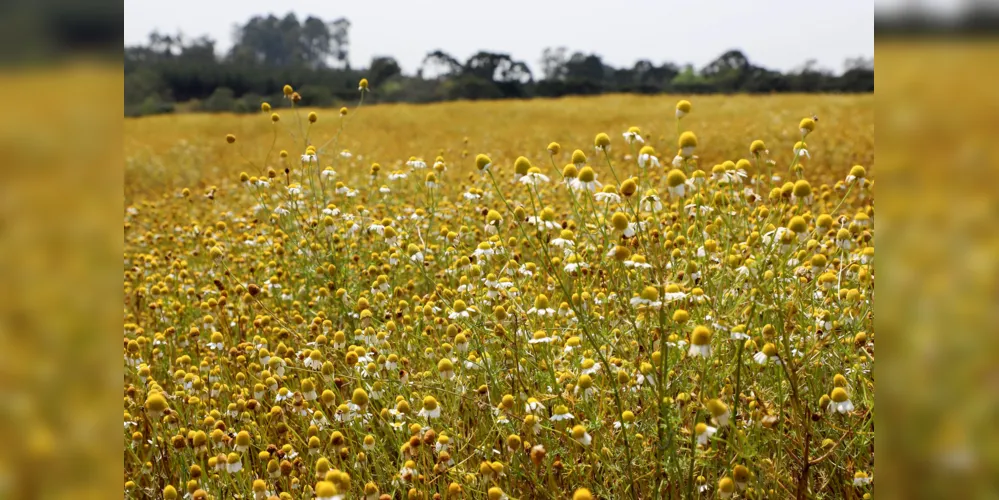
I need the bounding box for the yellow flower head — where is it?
[423,396,439,410]
[315,481,337,498]
[849,164,866,179]
[676,99,692,116]
[734,465,750,483]
[611,212,630,231]
[612,245,632,262]
[514,156,532,175]
[352,388,369,406]
[487,209,503,224]
[678,131,698,149]
[788,216,807,233]
[594,132,611,150]
[673,309,690,323]
[562,163,579,179]
[666,169,688,188]
[534,294,550,309]
[799,117,816,135]
[793,180,812,199]
[762,343,778,357]
[719,477,735,493]
[476,153,493,171]
[691,326,711,346]
[621,178,638,197]
[706,398,728,417]
[831,387,850,403]
[145,392,168,414]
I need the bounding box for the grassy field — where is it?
[124,92,874,499]
[125,94,873,203]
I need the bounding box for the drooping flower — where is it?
[637,145,659,168]
[676,99,692,118]
[688,325,712,358]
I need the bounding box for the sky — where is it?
[124,0,874,76]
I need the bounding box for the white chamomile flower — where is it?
[753,343,781,365]
[594,190,621,204]
[829,387,855,414]
[519,171,550,186]
[637,146,660,168]
[527,295,556,316]
[571,167,602,192]
[622,128,644,144]
[550,405,574,422]
[853,471,872,487]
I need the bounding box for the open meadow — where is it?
[124,91,874,499]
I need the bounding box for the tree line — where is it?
[125,13,873,116]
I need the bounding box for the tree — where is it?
[297,84,334,106]
[702,49,752,92]
[462,51,532,83]
[421,50,462,79]
[123,13,873,116]
[788,59,834,92]
[200,87,236,112]
[179,36,217,64]
[671,64,713,93]
[843,56,873,72]
[564,52,606,85]
[742,67,790,93]
[329,18,351,68]
[630,60,678,92]
[839,57,873,92]
[300,16,334,68]
[650,62,680,86]
[497,60,532,84]
[230,14,293,65]
[147,31,179,55]
[228,13,349,68]
[369,56,402,85]
[540,47,568,81]
[464,51,511,81]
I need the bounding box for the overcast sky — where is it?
[124,0,874,75]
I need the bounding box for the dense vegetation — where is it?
[124,91,874,499]
[124,13,874,116]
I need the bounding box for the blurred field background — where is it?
[875,40,999,500]
[125,94,873,204]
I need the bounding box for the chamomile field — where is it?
[124,90,874,500]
